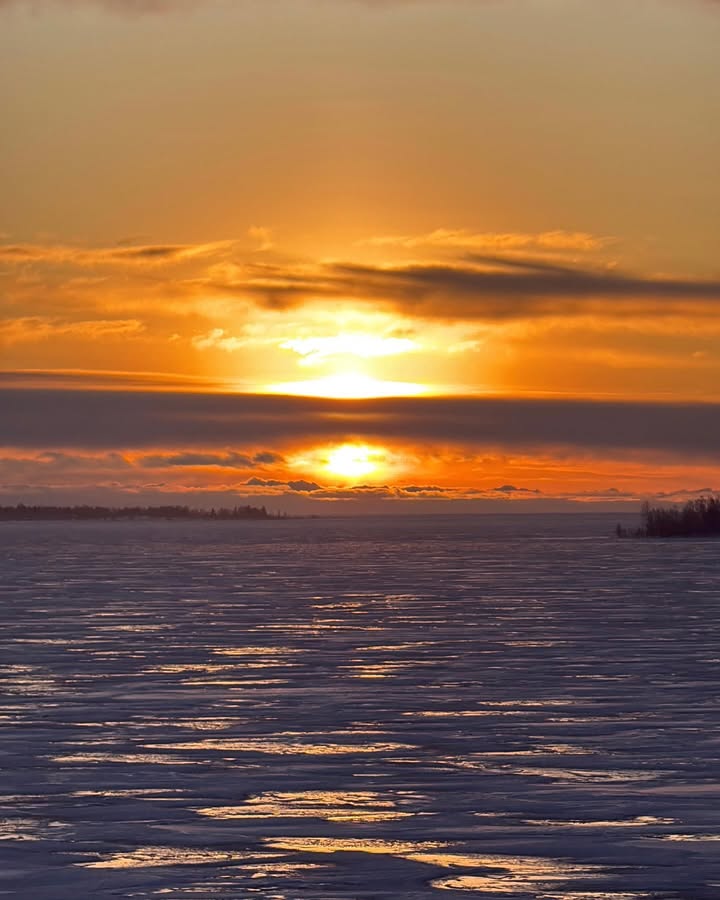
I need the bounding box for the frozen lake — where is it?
[2,514,720,899]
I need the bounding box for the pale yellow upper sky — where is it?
[2,1,718,267]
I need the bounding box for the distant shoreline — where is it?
[0,504,288,522]
[0,506,638,523]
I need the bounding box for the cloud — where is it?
[202,257,720,322]
[492,483,542,494]
[0,450,133,474]
[191,328,247,352]
[1,442,718,513]
[248,226,274,253]
[0,317,145,345]
[5,382,720,462]
[360,229,611,253]
[0,240,234,267]
[1,446,714,511]
[245,477,322,492]
[0,369,235,391]
[280,333,420,365]
[5,238,720,328]
[138,450,284,469]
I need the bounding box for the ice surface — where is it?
[1,513,719,898]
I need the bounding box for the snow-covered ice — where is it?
[1,514,720,898]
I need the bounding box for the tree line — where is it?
[0,504,283,521]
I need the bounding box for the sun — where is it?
[325,444,383,480]
[289,441,399,484]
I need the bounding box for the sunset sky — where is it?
[2,0,720,512]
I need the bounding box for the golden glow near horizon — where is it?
[266,328,432,398]
[264,372,430,400]
[280,333,420,366]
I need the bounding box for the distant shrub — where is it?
[617,496,720,538]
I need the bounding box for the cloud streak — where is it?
[138,450,284,469]
[0,317,145,344]
[0,241,234,267]
[5,238,720,326]
[360,229,612,253]
[202,258,720,322]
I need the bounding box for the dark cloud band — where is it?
[4,384,720,459]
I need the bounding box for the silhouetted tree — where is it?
[623,496,720,538]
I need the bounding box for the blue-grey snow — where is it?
[1,514,719,899]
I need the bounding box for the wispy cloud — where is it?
[138,450,284,469]
[5,237,720,326]
[360,229,612,253]
[201,257,720,322]
[190,328,247,352]
[0,369,236,391]
[0,317,145,344]
[280,333,420,365]
[245,476,322,492]
[0,241,234,267]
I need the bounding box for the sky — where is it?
[2,0,720,513]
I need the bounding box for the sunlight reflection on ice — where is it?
[0,818,71,842]
[524,816,675,828]
[198,790,415,823]
[72,789,187,799]
[265,837,445,855]
[431,854,611,893]
[507,767,668,783]
[51,752,198,765]
[265,839,614,894]
[79,847,268,869]
[661,833,720,841]
[147,738,414,755]
[537,894,652,900]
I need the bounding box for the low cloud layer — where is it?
[4,383,720,461]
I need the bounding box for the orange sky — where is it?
[1,0,720,511]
